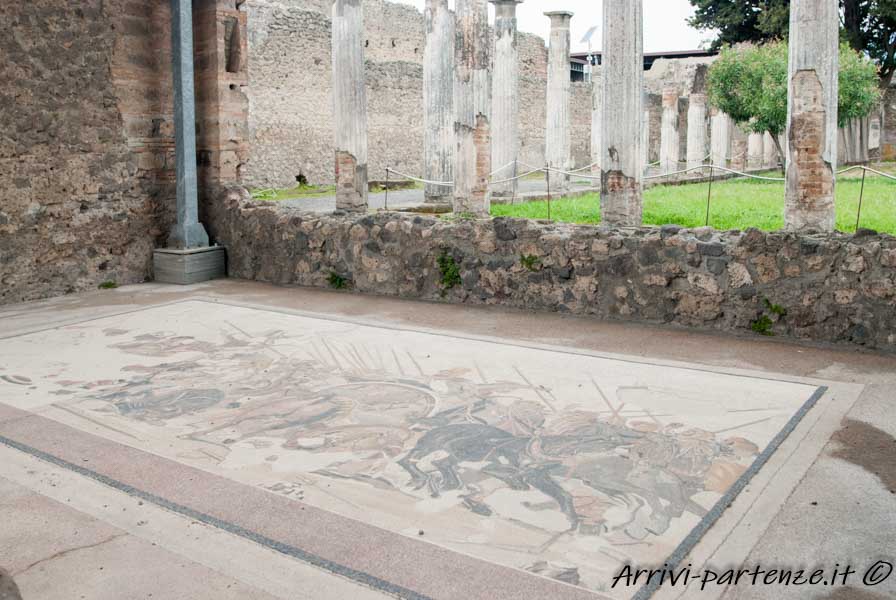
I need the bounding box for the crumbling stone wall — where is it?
[208,188,896,351]
[0,1,176,305]
[883,86,896,161]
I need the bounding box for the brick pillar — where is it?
[194,0,249,192]
[332,0,369,212]
[785,0,838,232]
[600,0,643,226]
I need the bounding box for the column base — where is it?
[153,246,227,285]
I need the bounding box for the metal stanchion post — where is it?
[705,165,714,227]
[545,164,551,221]
[384,168,389,211]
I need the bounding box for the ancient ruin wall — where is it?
[0,1,177,305]
[208,188,896,351]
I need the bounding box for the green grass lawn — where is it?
[492,168,896,234]
[250,181,422,202]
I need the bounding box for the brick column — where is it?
[785,0,839,231]
[601,0,643,226]
[332,0,369,212]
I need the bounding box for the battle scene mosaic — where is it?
[0,300,821,597]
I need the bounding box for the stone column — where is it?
[763,131,779,168]
[544,11,573,194]
[332,0,368,212]
[659,86,680,173]
[423,0,454,205]
[169,0,209,249]
[747,132,764,169]
[730,125,748,170]
[710,108,731,167]
[453,0,491,215]
[590,69,602,187]
[785,0,838,231]
[490,0,524,201]
[601,0,643,226]
[686,93,707,170]
[641,108,649,174]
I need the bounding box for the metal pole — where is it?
[855,167,866,231]
[546,164,552,220]
[705,165,714,227]
[384,168,389,211]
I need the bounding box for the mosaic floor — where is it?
[0,300,822,597]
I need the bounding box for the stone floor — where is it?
[0,280,893,600]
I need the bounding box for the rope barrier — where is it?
[488,168,545,186]
[385,167,453,187]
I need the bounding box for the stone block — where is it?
[153,246,227,285]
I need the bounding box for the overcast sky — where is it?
[394,0,714,53]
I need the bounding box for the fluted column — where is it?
[601,0,643,226]
[785,0,839,232]
[423,0,454,204]
[545,11,573,194]
[453,0,491,215]
[590,69,602,187]
[747,132,764,169]
[490,0,524,200]
[686,93,707,170]
[710,108,731,167]
[763,131,779,168]
[332,0,368,212]
[659,86,680,173]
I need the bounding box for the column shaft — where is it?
[423,0,454,204]
[545,11,573,193]
[659,87,680,173]
[590,69,602,187]
[490,1,523,200]
[763,131,779,168]
[785,0,838,231]
[686,93,707,170]
[332,0,368,212]
[453,0,491,215]
[601,0,643,226]
[747,132,764,169]
[710,109,731,167]
[169,0,209,249]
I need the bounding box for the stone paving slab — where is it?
[0,298,833,598]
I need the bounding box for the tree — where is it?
[707,41,882,166]
[689,1,896,88]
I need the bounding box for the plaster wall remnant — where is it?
[747,132,764,170]
[686,93,707,170]
[590,69,602,187]
[490,0,523,201]
[659,86,680,173]
[453,0,491,215]
[332,0,369,211]
[423,0,454,204]
[710,108,731,167]
[544,11,573,193]
[601,0,643,226]
[785,0,838,232]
